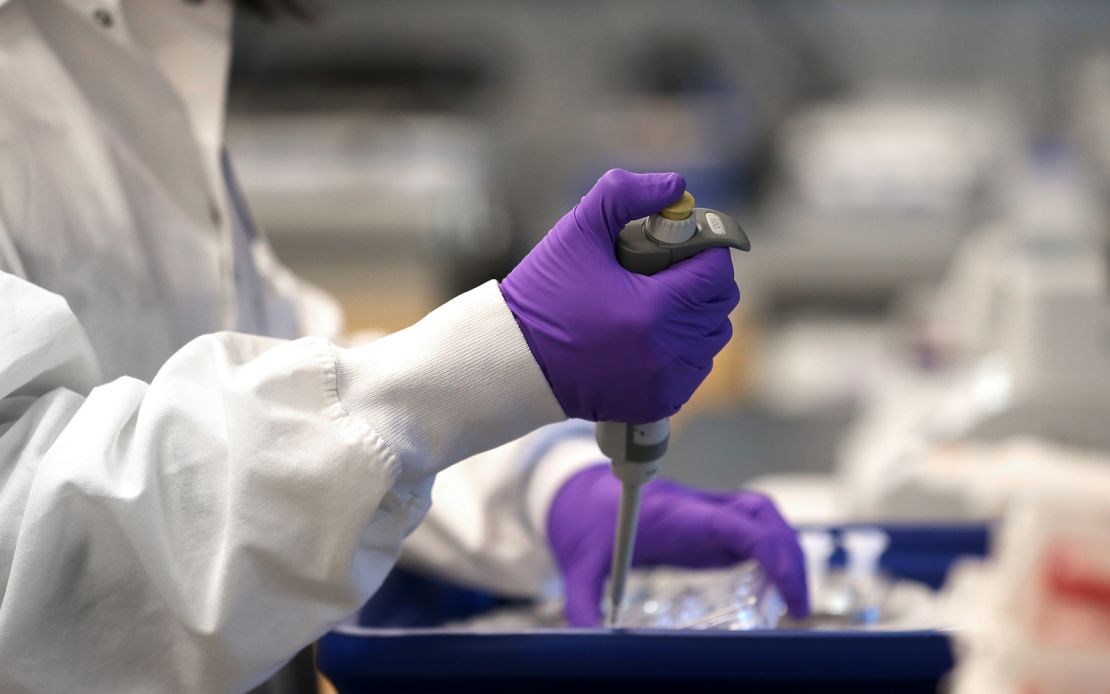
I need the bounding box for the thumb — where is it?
[576,168,686,242]
[562,562,607,627]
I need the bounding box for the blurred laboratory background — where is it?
[227,0,1110,524]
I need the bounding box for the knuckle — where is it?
[748,492,778,515]
[597,168,627,191]
[714,272,738,299]
[727,282,741,309]
[720,319,735,344]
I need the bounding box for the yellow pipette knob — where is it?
[659,191,696,220]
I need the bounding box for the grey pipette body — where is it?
[596,194,750,627]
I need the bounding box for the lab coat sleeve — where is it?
[399,421,606,598]
[0,272,562,693]
[234,156,596,599]
[272,271,603,597]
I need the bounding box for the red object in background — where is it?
[1044,540,1110,608]
[1032,539,1110,648]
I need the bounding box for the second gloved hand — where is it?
[548,464,809,627]
[500,169,739,424]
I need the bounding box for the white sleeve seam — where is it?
[321,339,402,482]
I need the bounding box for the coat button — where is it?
[92,9,113,27]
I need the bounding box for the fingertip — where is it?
[596,168,683,197]
[635,170,687,213]
[786,590,811,620]
[773,539,811,620]
[784,559,811,619]
[562,568,606,628]
[770,563,810,621]
[790,546,811,619]
[662,171,686,201]
[641,170,688,213]
[581,169,690,240]
[564,597,603,628]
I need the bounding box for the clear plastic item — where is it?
[795,527,892,626]
[613,561,785,631]
[842,528,891,623]
[441,561,785,632]
[799,529,835,613]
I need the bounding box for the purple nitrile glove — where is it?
[500,169,739,424]
[548,464,809,627]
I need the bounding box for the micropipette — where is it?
[596,192,750,627]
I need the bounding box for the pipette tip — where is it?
[607,603,620,628]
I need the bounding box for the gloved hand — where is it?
[548,464,809,627]
[500,169,739,424]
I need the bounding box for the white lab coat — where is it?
[0,1,601,691]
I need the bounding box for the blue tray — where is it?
[319,523,988,692]
[319,628,953,693]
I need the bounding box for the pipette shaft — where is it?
[607,480,645,626]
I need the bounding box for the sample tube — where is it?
[842,528,890,624]
[799,529,836,614]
